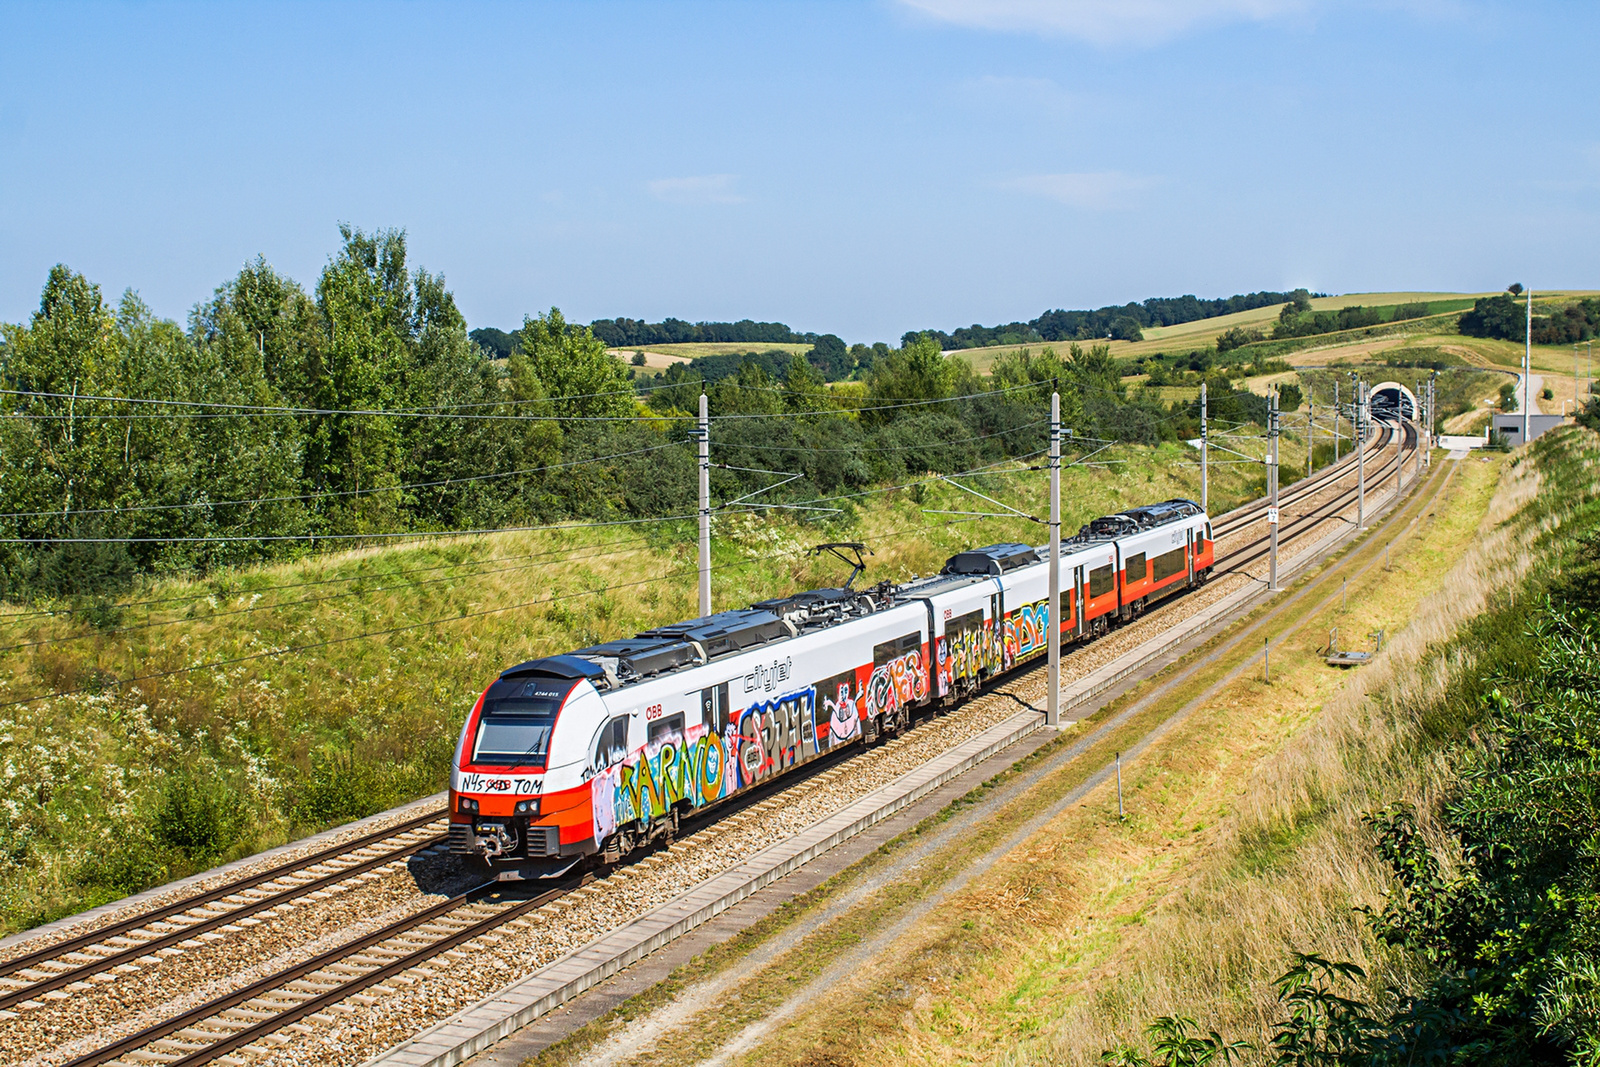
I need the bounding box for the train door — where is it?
[1187,527,1196,586]
[1074,565,1086,639]
[699,682,729,737]
[990,592,1007,670]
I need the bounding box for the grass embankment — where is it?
[0,438,1280,934]
[525,436,1553,1067]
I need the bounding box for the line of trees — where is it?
[1459,294,1600,344]
[902,290,1316,350]
[2,229,1236,601]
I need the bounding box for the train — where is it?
[448,498,1215,879]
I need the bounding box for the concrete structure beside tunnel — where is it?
[1369,381,1419,421]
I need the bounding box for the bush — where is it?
[1499,382,1518,413]
[1541,386,1554,400]
[153,767,241,860]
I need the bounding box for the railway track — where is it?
[4,422,1428,1067]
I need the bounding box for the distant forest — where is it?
[900,291,1322,349]
[467,289,1326,363]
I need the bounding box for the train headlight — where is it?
[457,796,478,814]
[514,799,538,815]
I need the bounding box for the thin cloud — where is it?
[646,174,747,205]
[900,0,1306,46]
[1000,171,1161,209]
[960,74,1080,113]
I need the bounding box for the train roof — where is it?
[1070,498,1203,543]
[940,542,1041,577]
[497,506,1206,691]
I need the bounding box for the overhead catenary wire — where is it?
[0,536,683,652]
[0,442,687,522]
[0,533,666,622]
[0,381,1050,422]
[0,514,992,711]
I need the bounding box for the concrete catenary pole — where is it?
[1524,288,1532,444]
[1199,381,1208,514]
[1268,389,1279,592]
[1307,387,1314,479]
[1333,379,1341,462]
[1357,380,1367,531]
[697,391,711,617]
[1047,391,1061,728]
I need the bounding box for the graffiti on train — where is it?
[936,621,1003,696]
[589,683,863,838]
[1003,598,1051,663]
[867,648,929,716]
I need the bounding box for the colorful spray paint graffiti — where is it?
[937,620,1003,696]
[590,684,861,840]
[867,648,928,717]
[1003,598,1051,662]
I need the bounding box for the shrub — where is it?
[153,766,241,860]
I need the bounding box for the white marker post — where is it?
[697,392,711,618]
[1047,391,1061,728]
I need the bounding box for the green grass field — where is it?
[0,434,1303,934]
[950,290,1598,372]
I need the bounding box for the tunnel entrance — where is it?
[1369,381,1418,421]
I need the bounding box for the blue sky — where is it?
[1,1,1594,344]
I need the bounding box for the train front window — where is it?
[472,678,572,767]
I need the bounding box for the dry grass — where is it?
[632,449,1530,1067]
[530,451,1516,1067]
[1027,455,1541,1062]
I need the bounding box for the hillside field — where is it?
[0,430,1310,934]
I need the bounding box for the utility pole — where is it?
[1268,389,1280,591]
[1578,344,1583,420]
[1047,391,1061,728]
[1307,387,1314,479]
[697,392,711,617]
[1199,381,1208,513]
[1333,379,1341,462]
[1524,287,1532,444]
[1357,380,1367,531]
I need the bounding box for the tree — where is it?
[807,333,851,379]
[1277,383,1304,411]
[1460,295,1524,341]
[513,308,636,421]
[864,335,955,421]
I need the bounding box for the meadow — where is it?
[0,432,1298,934]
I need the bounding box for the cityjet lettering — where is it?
[741,656,794,694]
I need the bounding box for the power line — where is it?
[0,515,989,711]
[0,534,664,622]
[0,382,1050,423]
[0,537,673,652]
[0,443,685,522]
[0,512,700,546]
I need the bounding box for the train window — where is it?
[1125,552,1147,582]
[1089,565,1114,599]
[472,678,571,767]
[1204,522,1212,543]
[592,716,629,769]
[874,632,922,666]
[1152,546,1187,581]
[648,713,685,746]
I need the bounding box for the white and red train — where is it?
[449,498,1214,878]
